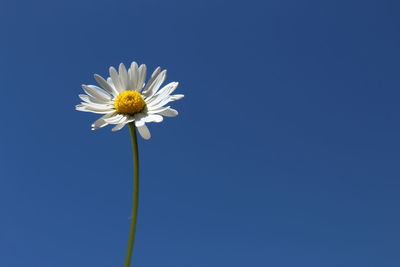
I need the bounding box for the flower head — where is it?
[76,62,184,139]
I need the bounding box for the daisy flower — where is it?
[75,61,184,267]
[76,61,184,139]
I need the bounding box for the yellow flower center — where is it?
[114,90,145,114]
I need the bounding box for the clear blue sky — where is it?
[2,0,400,266]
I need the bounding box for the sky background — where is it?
[1,0,400,266]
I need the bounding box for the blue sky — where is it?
[1,0,400,266]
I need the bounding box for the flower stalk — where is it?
[125,123,140,267]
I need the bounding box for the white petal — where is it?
[107,77,114,87]
[94,74,119,96]
[128,62,138,91]
[76,104,114,114]
[144,114,163,123]
[112,122,127,131]
[125,116,135,124]
[142,70,166,98]
[146,96,171,110]
[104,114,124,123]
[134,113,146,127]
[147,106,169,114]
[137,124,151,140]
[91,112,116,130]
[155,82,178,98]
[136,64,147,92]
[157,108,178,117]
[142,67,161,94]
[118,63,128,91]
[135,120,144,127]
[79,94,91,102]
[170,94,184,101]
[109,67,123,92]
[79,94,110,104]
[118,115,128,124]
[92,120,108,130]
[82,85,112,102]
[146,82,178,106]
[79,102,112,108]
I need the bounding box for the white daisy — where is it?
[76,62,184,139]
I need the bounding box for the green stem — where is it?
[125,123,140,267]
